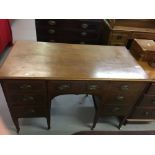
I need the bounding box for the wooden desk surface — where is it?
[0,41,148,80]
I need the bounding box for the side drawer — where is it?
[130,107,155,119]
[139,94,155,107]
[2,80,46,94]
[7,94,47,107]
[11,106,48,118]
[100,105,132,116]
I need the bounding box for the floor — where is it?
[0,19,155,135]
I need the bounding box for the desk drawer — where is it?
[107,82,146,95]
[48,81,86,95]
[11,106,47,118]
[139,94,155,107]
[101,105,132,116]
[130,107,155,119]
[2,80,46,94]
[103,94,139,105]
[7,94,47,107]
[86,81,108,94]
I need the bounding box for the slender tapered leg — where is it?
[91,112,99,130]
[46,116,50,129]
[12,117,20,133]
[118,117,127,129]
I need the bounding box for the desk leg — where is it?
[46,105,51,129]
[91,95,99,130]
[12,117,20,133]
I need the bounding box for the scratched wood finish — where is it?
[0,41,147,80]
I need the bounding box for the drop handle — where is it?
[144,111,149,116]
[23,96,35,102]
[48,20,56,25]
[116,96,125,101]
[81,32,87,36]
[58,84,70,90]
[48,29,55,34]
[113,107,120,112]
[88,85,97,90]
[20,84,32,89]
[81,23,88,29]
[120,85,129,91]
[30,109,35,113]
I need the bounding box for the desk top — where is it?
[0,41,148,80]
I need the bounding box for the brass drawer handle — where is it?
[48,20,56,26]
[120,85,129,91]
[29,109,35,113]
[23,96,35,102]
[48,29,55,34]
[144,111,150,116]
[88,85,97,90]
[81,23,88,29]
[81,32,87,36]
[113,107,120,112]
[58,84,70,90]
[20,84,32,89]
[116,96,124,101]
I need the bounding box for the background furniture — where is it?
[35,19,104,45]
[102,19,155,47]
[0,41,149,133]
[0,19,12,54]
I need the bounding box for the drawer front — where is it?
[139,94,155,107]
[7,94,47,107]
[86,81,109,94]
[147,83,155,95]
[48,81,86,95]
[36,19,102,31]
[2,80,46,94]
[11,106,47,118]
[130,107,155,119]
[107,82,147,95]
[131,32,155,40]
[37,34,99,45]
[36,28,99,40]
[101,105,132,116]
[103,94,139,105]
[109,32,129,45]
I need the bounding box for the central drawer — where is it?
[48,81,86,95]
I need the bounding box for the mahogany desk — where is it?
[0,41,153,133]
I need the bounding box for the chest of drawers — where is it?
[35,19,104,45]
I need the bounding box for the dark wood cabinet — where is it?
[35,19,104,45]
